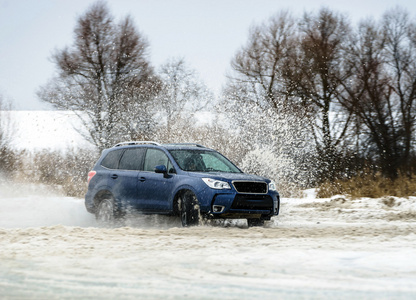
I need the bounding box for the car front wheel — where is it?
[247,218,265,227]
[180,191,200,227]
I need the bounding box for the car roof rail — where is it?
[164,143,206,148]
[113,141,161,147]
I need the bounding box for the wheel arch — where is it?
[172,187,193,216]
[172,188,195,216]
[93,189,114,207]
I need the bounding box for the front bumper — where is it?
[198,189,280,219]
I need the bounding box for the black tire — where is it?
[95,196,116,226]
[247,218,265,227]
[180,191,200,227]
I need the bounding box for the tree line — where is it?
[224,7,416,184]
[35,2,416,188]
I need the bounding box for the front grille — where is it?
[232,181,268,194]
[231,194,273,211]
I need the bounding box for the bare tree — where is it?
[226,10,302,152]
[38,1,159,152]
[340,8,416,179]
[0,94,17,175]
[225,11,317,186]
[284,8,355,180]
[340,19,396,175]
[229,11,297,113]
[382,7,416,176]
[110,77,161,142]
[156,58,211,137]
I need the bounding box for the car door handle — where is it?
[139,177,146,182]
[111,174,118,179]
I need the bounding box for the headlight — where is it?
[202,178,231,190]
[269,180,277,191]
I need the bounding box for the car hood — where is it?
[186,171,270,183]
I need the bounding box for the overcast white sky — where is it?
[1,0,415,110]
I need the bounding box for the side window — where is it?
[118,148,145,170]
[101,149,124,169]
[144,149,172,172]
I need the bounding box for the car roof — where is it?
[111,141,213,151]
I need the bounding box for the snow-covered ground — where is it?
[0,182,415,299]
[9,111,91,151]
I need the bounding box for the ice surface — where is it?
[0,181,415,299]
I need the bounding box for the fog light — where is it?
[213,205,225,213]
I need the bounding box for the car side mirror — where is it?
[154,165,168,177]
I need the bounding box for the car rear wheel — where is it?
[180,191,200,227]
[247,218,265,227]
[95,197,116,226]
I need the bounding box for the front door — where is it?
[138,148,175,212]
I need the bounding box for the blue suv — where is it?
[85,142,280,227]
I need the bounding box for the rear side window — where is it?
[101,149,124,169]
[119,148,146,170]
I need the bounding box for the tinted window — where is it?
[101,149,124,169]
[119,148,145,170]
[169,150,241,173]
[144,149,172,172]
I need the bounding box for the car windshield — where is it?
[169,149,242,173]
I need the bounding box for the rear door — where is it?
[100,148,124,190]
[111,147,146,210]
